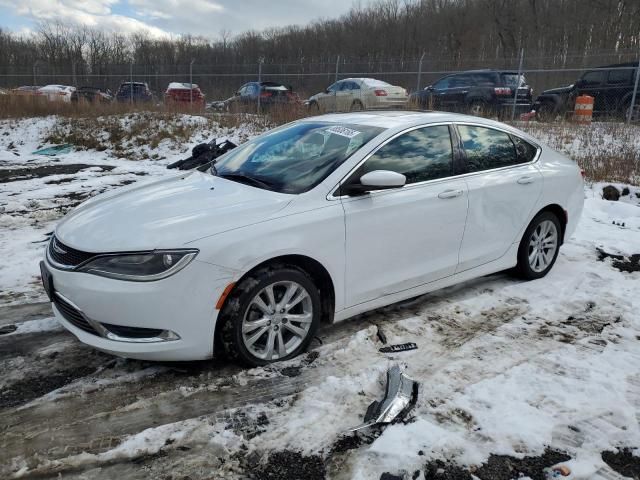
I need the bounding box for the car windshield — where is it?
[214,122,385,194]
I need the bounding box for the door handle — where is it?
[517,176,535,185]
[438,189,464,199]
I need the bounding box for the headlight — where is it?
[78,249,198,281]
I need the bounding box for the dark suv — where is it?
[220,81,299,110]
[534,63,639,121]
[410,70,533,116]
[115,82,154,103]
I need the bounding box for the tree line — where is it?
[0,0,638,97]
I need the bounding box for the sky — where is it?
[0,0,372,39]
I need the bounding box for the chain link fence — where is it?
[0,49,638,122]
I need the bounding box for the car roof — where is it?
[595,62,638,68]
[300,110,536,140]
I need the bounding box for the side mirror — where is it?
[425,85,434,91]
[342,170,406,196]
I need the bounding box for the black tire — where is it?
[514,212,562,280]
[350,100,364,111]
[535,102,557,122]
[621,99,639,123]
[468,100,488,117]
[218,264,322,367]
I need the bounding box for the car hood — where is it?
[541,84,574,95]
[56,171,293,252]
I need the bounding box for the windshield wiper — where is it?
[218,173,275,190]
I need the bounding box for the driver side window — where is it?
[327,82,340,93]
[357,125,453,185]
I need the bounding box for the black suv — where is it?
[534,62,639,121]
[410,70,533,116]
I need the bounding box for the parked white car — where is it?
[38,84,76,102]
[308,78,408,112]
[41,111,584,365]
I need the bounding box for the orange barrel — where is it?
[574,95,594,124]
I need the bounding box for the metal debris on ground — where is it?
[350,365,418,432]
[376,325,388,344]
[379,342,418,353]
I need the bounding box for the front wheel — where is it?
[218,265,321,366]
[350,100,364,111]
[515,212,562,280]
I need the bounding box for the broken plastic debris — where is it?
[545,465,572,478]
[32,144,73,156]
[379,342,417,353]
[349,365,418,432]
[376,325,388,345]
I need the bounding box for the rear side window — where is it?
[450,75,471,88]
[359,125,453,184]
[473,73,497,85]
[458,125,522,171]
[511,135,538,163]
[607,68,632,85]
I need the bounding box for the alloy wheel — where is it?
[527,219,558,273]
[241,281,313,361]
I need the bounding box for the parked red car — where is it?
[164,82,205,107]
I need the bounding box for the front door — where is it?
[341,125,469,306]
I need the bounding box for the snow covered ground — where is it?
[0,115,639,479]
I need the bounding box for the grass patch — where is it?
[519,121,640,184]
[44,112,214,160]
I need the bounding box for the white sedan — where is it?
[38,85,76,102]
[308,78,408,112]
[41,112,584,366]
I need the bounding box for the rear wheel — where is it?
[219,265,321,367]
[622,99,640,123]
[536,102,557,122]
[468,100,488,117]
[515,212,561,280]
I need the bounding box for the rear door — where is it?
[604,67,634,114]
[341,124,469,306]
[455,124,543,272]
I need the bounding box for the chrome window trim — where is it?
[326,120,541,201]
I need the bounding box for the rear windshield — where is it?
[118,84,147,93]
[362,79,392,88]
[215,122,385,194]
[501,74,527,88]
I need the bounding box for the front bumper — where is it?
[44,257,237,361]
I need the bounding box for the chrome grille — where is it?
[48,236,96,268]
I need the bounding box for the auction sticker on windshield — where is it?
[326,125,362,138]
